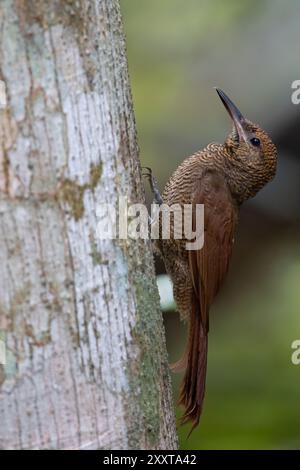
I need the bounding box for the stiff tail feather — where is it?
[172,299,208,434]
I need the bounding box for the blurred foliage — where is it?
[121,0,300,450]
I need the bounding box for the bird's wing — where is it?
[179,170,238,430]
[188,170,238,332]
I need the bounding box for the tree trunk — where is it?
[0,0,177,450]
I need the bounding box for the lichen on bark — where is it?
[0,0,177,450]
[58,163,102,220]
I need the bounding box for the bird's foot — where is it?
[142,166,163,206]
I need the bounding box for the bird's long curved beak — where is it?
[215,88,247,141]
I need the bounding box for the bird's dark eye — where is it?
[250,137,261,147]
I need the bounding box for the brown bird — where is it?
[143,88,277,433]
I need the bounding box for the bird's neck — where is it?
[206,143,263,205]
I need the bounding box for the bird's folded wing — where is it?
[188,170,238,331]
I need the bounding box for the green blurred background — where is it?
[121,0,300,449]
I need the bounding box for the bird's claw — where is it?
[142,166,163,206]
[141,166,153,180]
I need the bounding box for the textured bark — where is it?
[0,0,177,450]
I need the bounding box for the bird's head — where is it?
[216,88,277,202]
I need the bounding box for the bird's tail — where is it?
[171,299,208,433]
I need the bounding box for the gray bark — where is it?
[0,0,177,450]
